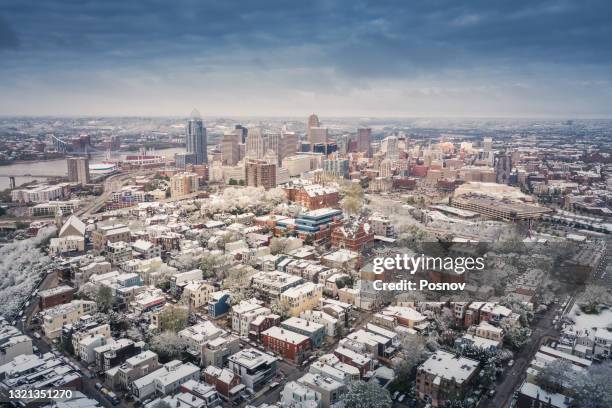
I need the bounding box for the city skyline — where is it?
[1,2,612,408]
[1,1,612,118]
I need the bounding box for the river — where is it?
[0,147,186,190]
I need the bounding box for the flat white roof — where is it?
[419,350,478,383]
[282,316,324,334]
[263,326,309,344]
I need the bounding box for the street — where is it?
[478,304,560,408]
[17,270,118,408]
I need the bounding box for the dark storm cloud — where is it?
[0,16,18,50]
[2,0,611,74]
[1,0,611,116]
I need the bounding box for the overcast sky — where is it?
[1,0,611,118]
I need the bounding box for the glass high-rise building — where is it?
[186,108,207,164]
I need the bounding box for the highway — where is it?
[77,169,164,218]
[77,172,132,217]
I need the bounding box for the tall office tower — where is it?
[280,131,298,161]
[66,157,90,185]
[357,128,372,155]
[480,137,494,166]
[235,124,248,144]
[379,159,393,178]
[246,128,268,159]
[267,132,281,164]
[186,109,208,164]
[266,131,298,165]
[384,136,399,160]
[397,159,410,177]
[483,137,493,151]
[309,127,328,148]
[238,143,246,162]
[221,130,241,165]
[336,134,350,155]
[307,113,320,143]
[245,159,277,189]
[495,153,513,184]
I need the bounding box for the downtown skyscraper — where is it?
[246,128,267,160]
[307,113,320,145]
[186,108,208,165]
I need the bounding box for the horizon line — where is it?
[2,114,612,121]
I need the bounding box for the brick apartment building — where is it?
[38,285,76,310]
[249,314,281,342]
[283,183,340,210]
[261,326,311,364]
[203,366,241,399]
[246,159,276,190]
[331,219,374,252]
[416,350,479,407]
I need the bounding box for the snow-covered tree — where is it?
[269,237,288,255]
[499,294,534,325]
[273,202,302,218]
[577,285,611,314]
[202,186,287,214]
[77,282,98,300]
[156,304,188,333]
[0,226,56,318]
[393,333,427,377]
[571,361,612,408]
[433,307,456,331]
[95,286,114,313]
[340,182,364,216]
[223,264,256,293]
[340,381,392,408]
[148,332,188,362]
[491,235,526,254]
[200,252,231,279]
[535,360,575,393]
[270,298,291,320]
[126,326,144,342]
[500,318,531,350]
[341,196,363,216]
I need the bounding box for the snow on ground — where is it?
[0,226,56,319]
[567,304,612,332]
